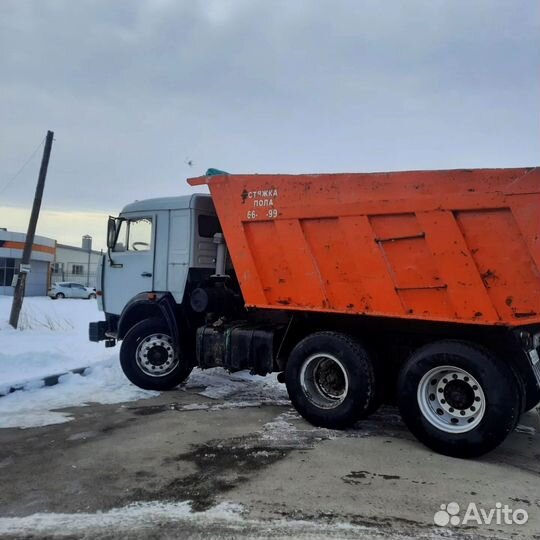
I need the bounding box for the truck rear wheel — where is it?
[398,340,520,458]
[120,318,192,391]
[285,331,376,429]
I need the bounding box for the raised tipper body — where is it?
[189,167,540,327]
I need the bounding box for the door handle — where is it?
[141,272,152,278]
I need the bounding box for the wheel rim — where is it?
[135,333,178,377]
[417,365,486,433]
[300,353,349,409]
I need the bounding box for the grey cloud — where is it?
[0,0,538,214]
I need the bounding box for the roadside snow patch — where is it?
[0,499,449,539]
[0,297,111,391]
[0,500,412,539]
[0,357,157,428]
[185,367,288,404]
[0,501,244,535]
[0,297,157,428]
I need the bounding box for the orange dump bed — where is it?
[189,168,540,327]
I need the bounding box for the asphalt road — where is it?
[0,375,539,539]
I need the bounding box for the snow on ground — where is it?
[185,367,287,403]
[0,296,158,428]
[0,296,111,390]
[0,498,452,539]
[0,501,244,536]
[0,361,157,429]
[0,296,288,429]
[0,500,398,539]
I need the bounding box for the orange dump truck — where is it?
[92,167,540,457]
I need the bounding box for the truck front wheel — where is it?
[398,340,520,458]
[120,318,192,391]
[285,331,376,429]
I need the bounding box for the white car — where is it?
[48,282,97,300]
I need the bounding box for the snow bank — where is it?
[0,358,157,428]
[0,297,111,391]
[0,297,156,428]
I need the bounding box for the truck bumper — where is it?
[89,313,119,344]
[89,321,108,342]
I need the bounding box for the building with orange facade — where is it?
[0,229,55,296]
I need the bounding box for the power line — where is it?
[0,136,46,197]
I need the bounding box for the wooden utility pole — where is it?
[9,130,54,329]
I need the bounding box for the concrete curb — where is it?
[0,366,90,398]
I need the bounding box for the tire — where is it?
[88,293,96,300]
[364,351,385,417]
[397,340,521,458]
[285,331,376,429]
[120,318,192,391]
[55,292,65,299]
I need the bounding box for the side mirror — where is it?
[107,217,117,249]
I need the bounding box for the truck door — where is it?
[104,215,155,315]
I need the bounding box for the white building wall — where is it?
[53,244,102,287]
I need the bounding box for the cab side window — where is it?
[198,215,221,239]
[128,218,152,252]
[113,218,152,252]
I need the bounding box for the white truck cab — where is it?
[98,194,220,316]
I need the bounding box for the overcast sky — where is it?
[1,0,539,249]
